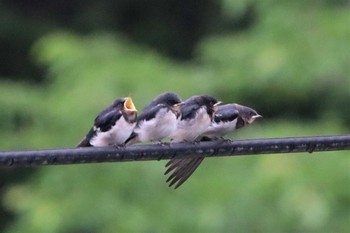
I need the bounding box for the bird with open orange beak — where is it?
[77,97,137,147]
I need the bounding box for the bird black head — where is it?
[151,92,182,106]
[147,92,182,118]
[234,104,262,128]
[201,95,220,108]
[112,98,126,108]
[190,95,221,117]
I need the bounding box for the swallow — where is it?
[165,95,221,188]
[169,95,221,142]
[77,97,137,147]
[125,92,182,145]
[165,103,261,189]
[203,103,262,138]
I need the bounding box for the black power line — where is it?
[1,135,349,168]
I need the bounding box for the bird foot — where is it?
[154,141,170,146]
[222,138,232,142]
[192,139,201,145]
[114,143,126,149]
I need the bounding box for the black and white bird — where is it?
[165,103,261,189]
[125,92,182,145]
[203,103,262,138]
[165,95,221,188]
[169,95,221,143]
[77,97,137,147]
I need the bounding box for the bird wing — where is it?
[125,104,167,145]
[94,109,123,132]
[76,127,95,147]
[180,103,201,120]
[214,106,239,123]
[165,157,205,189]
[137,104,166,123]
[77,109,122,147]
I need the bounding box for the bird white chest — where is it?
[203,119,238,137]
[171,107,212,142]
[136,108,178,142]
[90,117,135,147]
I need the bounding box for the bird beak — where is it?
[213,101,222,112]
[252,114,262,119]
[171,103,182,118]
[124,97,137,114]
[248,114,262,124]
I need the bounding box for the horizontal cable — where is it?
[0,135,350,168]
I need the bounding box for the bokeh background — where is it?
[1,0,350,232]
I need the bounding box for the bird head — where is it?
[116,97,137,123]
[148,92,181,107]
[163,92,182,118]
[199,95,221,118]
[234,104,262,126]
[158,92,183,118]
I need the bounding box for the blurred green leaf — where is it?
[1,1,349,232]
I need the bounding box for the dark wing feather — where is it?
[173,158,204,189]
[76,127,95,147]
[125,104,168,145]
[180,103,201,120]
[137,104,167,123]
[164,137,221,188]
[77,107,122,147]
[94,109,122,132]
[214,105,239,123]
[124,131,138,145]
[165,157,205,189]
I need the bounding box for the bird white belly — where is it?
[203,119,237,137]
[136,109,177,142]
[90,117,135,146]
[171,108,211,142]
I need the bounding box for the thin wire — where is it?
[0,135,349,168]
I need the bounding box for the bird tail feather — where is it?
[165,157,205,189]
[124,131,139,145]
[76,137,92,147]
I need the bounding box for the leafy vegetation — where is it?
[0,0,349,232]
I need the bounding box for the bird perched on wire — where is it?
[125,92,182,145]
[77,97,137,147]
[202,104,262,138]
[169,95,221,143]
[165,103,261,189]
[165,95,221,188]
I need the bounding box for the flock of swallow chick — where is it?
[77,92,262,189]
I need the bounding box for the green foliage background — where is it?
[0,0,349,232]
